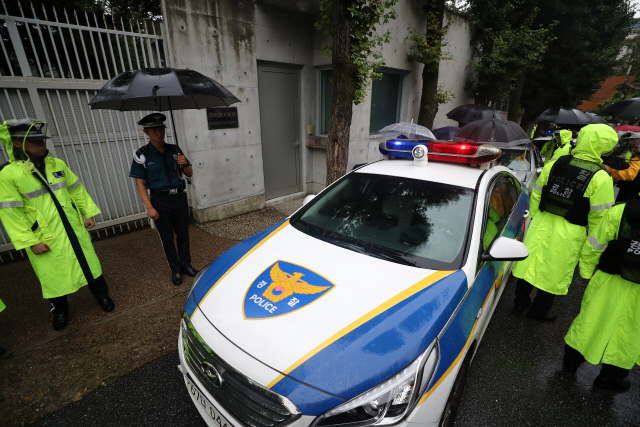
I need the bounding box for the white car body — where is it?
[179,158,530,427]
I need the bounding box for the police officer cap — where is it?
[138,113,167,129]
[6,118,50,140]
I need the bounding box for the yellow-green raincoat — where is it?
[513,124,617,295]
[0,123,102,298]
[565,203,640,368]
[542,129,573,165]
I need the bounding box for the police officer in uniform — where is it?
[512,124,617,321]
[0,119,114,330]
[129,114,198,285]
[563,192,640,391]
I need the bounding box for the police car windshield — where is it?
[500,148,531,171]
[291,173,474,270]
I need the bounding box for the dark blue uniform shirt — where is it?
[129,142,190,190]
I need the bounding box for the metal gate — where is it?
[0,3,176,259]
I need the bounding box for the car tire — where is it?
[438,345,474,427]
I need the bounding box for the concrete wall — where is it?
[161,0,476,221]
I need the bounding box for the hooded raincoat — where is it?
[0,122,102,299]
[512,124,617,295]
[542,129,573,164]
[565,203,640,368]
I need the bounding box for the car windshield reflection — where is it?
[290,173,474,270]
[500,149,531,172]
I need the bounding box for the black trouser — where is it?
[49,275,109,315]
[515,278,556,314]
[564,344,630,379]
[151,191,191,274]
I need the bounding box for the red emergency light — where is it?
[425,141,501,164]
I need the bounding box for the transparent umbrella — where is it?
[378,121,435,140]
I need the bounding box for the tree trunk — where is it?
[326,0,357,186]
[508,69,526,122]
[417,0,445,129]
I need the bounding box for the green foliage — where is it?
[406,0,451,73]
[615,29,640,75]
[316,0,398,105]
[520,0,635,117]
[436,85,457,104]
[467,1,556,105]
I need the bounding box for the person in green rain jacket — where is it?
[563,199,640,391]
[0,297,5,357]
[541,129,573,165]
[512,124,617,321]
[0,119,114,331]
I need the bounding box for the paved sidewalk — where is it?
[0,198,303,426]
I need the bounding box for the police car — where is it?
[179,140,530,427]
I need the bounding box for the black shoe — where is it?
[98,296,115,312]
[527,310,557,321]
[594,374,631,391]
[52,311,69,331]
[563,355,582,374]
[514,303,530,313]
[172,272,183,286]
[181,266,199,277]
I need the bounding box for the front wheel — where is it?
[438,346,474,427]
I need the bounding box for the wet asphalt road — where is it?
[33,274,639,427]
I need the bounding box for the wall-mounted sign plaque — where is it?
[207,107,239,130]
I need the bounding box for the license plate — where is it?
[185,374,236,427]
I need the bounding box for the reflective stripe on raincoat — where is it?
[0,298,5,312]
[565,203,640,369]
[513,124,617,295]
[0,122,102,299]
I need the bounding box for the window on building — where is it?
[320,70,333,135]
[370,72,403,135]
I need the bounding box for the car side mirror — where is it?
[302,194,316,206]
[536,167,543,174]
[481,236,529,261]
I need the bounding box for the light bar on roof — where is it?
[379,140,501,164]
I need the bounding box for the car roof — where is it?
[354,160,486,189]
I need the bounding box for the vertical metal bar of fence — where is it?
[64,9,85,79]
[84,91,120,218]
[151,20,163,68]
[104,109,136,214]
[143,20,154,67]
[15,89,29,118]
[30,3,55,78]
[129,20,142,70]
[136,20,149,68]
[74,91,113,221]
[102,14,119,76]
[3,88,18,119]
[120,19,133,71]
[50,90,86,178]
[84,12,103,80]
[18,3,44,77]
[92,13,110,79]
[0,23,15,76]
[63,89,103,219]
[95,108,127,217]
[40,5,65,79]
[51,8,76,79]
[112,16,127,75]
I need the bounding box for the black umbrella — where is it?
[446,104,503,124]
[89,67,241,147]
[454,118,530,147]
[533,108,591,125]
[585,112,608,124]
[600,98,640,117]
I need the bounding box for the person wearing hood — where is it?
[512,124,617,321]
[0,119,114,331]
[602,132,640,203]
[563,189,640,391]
[541,129,573,165]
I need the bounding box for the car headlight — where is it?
[190,263,211,292]
[313,340,439,427]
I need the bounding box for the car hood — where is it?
[186,221,468,400]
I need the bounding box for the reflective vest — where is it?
[539,155,602,226]
[598,199,640,283]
